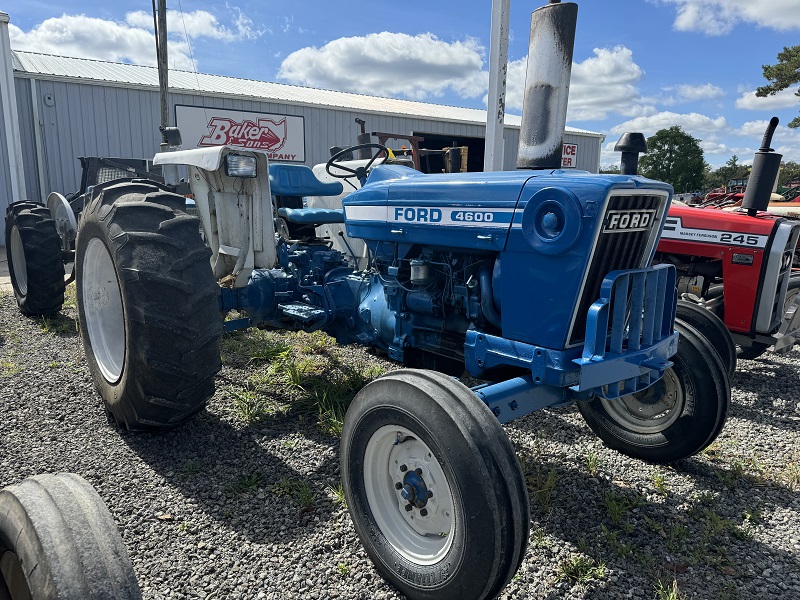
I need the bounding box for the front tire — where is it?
[341,370,529,600]
[4,201,65,316]
[0,473,141,599]
[675,299,736,378]
[577,322,730,463]
[75,181,222,430]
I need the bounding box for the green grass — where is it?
[0,360,21,378]
[654,577,682,600]
[38,314,77,336]
[602,492,632,525]
[271,478,315,508]
[63,283,77,309]
[651,470,669,495]
[226,472,265,495]
[555,555,606,585]
[585,449,601,477]
[220,328,291,368]
[336,562,349,577]
[328,482,347,508]
[230,388,273,424]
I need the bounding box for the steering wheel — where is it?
[326,143,390,189]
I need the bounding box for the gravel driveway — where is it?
[1,287,799,600]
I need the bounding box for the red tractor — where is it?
[617,119,800,363]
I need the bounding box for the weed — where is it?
[529,466,557,511]
[226,472,265,495]
[230,388,272,424]
[602,492,630,525]
[742,505,762,525]
[271,478,315,508]
[555,554,606,585]
[48,361,60,369]
[654,577,681,600]
[0,360,21,378]
[532,527,547,547]
[586,449,601,477]
[703,442,723,461]
[779,460,800,491]
[183,461,201,478]
[651,470,669,495]
[336,562,349,577]
[38,315,77,336]
[731,522,755,541]
[666,523,688,551]
[577,536,589,554]
[176,521,194,534]
[696,490,716,506]
[284,358,315,387]
[297,330,335,355]
[280,437,300,450]
[328,482,347,508]
[63,283,77,309]
[221,329,291,368]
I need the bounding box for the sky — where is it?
[6,0,800,168]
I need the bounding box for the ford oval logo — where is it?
[603,209,656,233]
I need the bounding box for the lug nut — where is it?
[405,504,413,512]
[415,468,423,476]
[427,490,433,499]
[395,482,403,490]
[400,464,407,472]
[420,508,428,517]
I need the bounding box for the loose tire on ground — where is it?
[340,369,529,600]
[75,181,222,430]
[577,322,730,464]
[675,299,737,378]
[0,473,141,600]
[4,201,65,316]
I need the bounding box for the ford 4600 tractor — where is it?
[3,3,729,599]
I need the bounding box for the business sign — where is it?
[562,143,578,168]
[175,105,305,162]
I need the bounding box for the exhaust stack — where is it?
[742,117,782,217]
[516,1,578,170]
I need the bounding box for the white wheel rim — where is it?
[10,225,27,296]
[363,425,455,565]
[600,368,684,434]
[82,238,125,383]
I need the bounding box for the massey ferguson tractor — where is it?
[615,120,800,361]
[3,3,731,598]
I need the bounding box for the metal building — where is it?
[1,46,605,246]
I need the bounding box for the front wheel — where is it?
[0,473,141,599]
[341,370,529,600]
[577,322,730,463]
[75,181,222,430]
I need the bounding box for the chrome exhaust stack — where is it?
[516,1,578,170]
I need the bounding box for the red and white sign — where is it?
[561,143,578,168]
[176,105,305,162]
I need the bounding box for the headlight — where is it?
[225,154,257,178]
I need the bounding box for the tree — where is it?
[756,45,800,128]
[599,165,620,174]
[638,126,705,193]
[704,155,749,190]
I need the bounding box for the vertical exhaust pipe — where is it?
[742,117,781,217]
[516,0,578,170]
[615,132,648,175]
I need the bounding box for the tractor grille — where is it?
[568,193,667,346]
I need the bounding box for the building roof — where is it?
[11,50,604,138]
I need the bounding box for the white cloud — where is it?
[505,46,655,121]
[673,83,724,101]
[735,85,800,110]
[660,0,800,35]
[8,9,264,70]
[277,32,487,100]
[610,111,728,137]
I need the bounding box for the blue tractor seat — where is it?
[277,207,344,225]
[269,164,343,197]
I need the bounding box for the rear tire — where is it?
[75,181,222,430]
[341,369,528,600]
[675,300,736,377]
[577,322,730,463]
[4,201,65,316]
[736,276,800,359]
[0,473,141,599]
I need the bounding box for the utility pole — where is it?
[484,0,510,172]
[155,0,169,136]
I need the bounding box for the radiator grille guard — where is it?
[568,193,667,347]
[572,264,679,399]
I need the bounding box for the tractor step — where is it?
[279,302,326,322]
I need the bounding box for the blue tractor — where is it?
[19,3,728,599]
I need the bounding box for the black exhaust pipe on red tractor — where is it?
[742,116,782,217]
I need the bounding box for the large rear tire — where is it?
[341,369,529,600]
[577,322,730,464]
[0,473,141,600]
[75,181,222,430]
[4,202,65,316]
[675,300,736,378]
[736,276,800,359]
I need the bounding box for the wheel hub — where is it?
[399,469,430,509]
[601,368,684,434]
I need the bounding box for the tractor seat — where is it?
[277,207,344,225]
[269,164,343,197]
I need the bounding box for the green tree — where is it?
[599,165,620,174]
[639,126,705,193]
[756,45,800,128]
[779,161,800,187]
[704,155,749,190]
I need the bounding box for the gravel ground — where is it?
[1,285,799,600]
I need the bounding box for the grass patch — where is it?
[654,577,683,600]
[230,388,273,424]
[0,360,21,378]
[585,449,601,477]
[226,472,265,495]
[651,470,669,495]
[336,562,349,577]
[220,328,291,368]
[63,283,77,310]
[555,554,606,585]
[328,482,347,508]
[38,314,77,336]
[271,478,315,508]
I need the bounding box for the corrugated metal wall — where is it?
[13,75,602,199]
[0,79,11,226]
